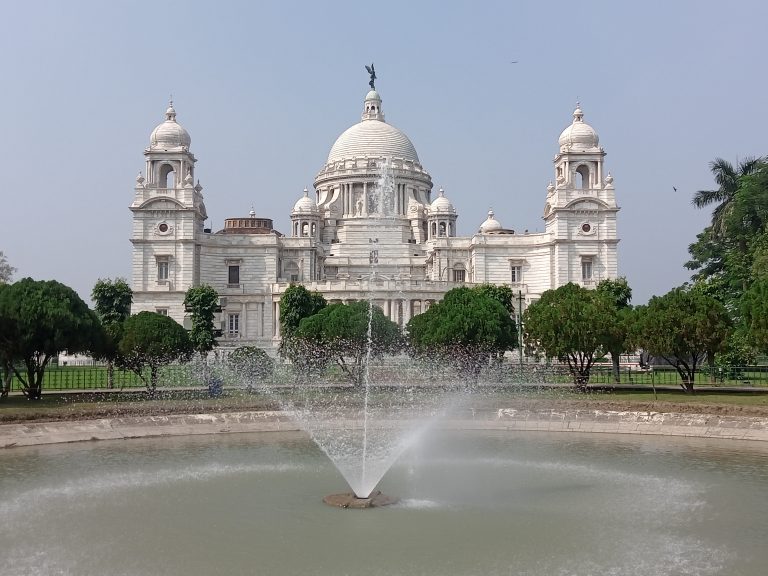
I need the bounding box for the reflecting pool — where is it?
[2,430,767,576]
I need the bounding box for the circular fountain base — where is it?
[323,490,398,509]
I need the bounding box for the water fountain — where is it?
[264,157,465,507]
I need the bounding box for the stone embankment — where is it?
[3,408,768,448]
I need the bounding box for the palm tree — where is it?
[692,157,761,238]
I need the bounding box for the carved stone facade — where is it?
[130,91,619,348]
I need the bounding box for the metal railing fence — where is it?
[5,362,768,393]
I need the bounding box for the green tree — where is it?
[227,346,275,388]
[742,278,768,354]
[0,278,103,400]
[184,284,220,359]
[635,287,731,393]
[692,157,761,238]
[596,277,633,383]
[523,283,617,390]
[407,286,517,382]
[721,164,768,242]
[294,301,401,385]
[278,284,327,374]
[91,278,133,388]
[472,284,516,314]
[0,251,15,284]
[687,160,768,314]
[279,284,327,340]
[118,311,193,395]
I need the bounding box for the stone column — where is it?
[345,184,350,216]
[402,299,411,325]
[274,301,280,338]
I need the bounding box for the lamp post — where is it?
[517,289,524,370]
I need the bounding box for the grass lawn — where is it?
[3,385,768,424]
[0,390,280,423]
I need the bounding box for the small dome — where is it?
[292,188,318,213]
[429,188,455,214]
[479,210,502,233]
[365,90,381,101]
[558,104,599,152]
[150,101,191,150]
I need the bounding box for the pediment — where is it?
[567,199,607,211]
[138,197,185,210]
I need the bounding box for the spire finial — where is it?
[573,101,584,122]
[165,96,177,121]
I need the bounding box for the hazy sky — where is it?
[1,0,765,305]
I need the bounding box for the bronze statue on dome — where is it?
[365,63,376,90]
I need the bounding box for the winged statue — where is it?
[365,63,376,90]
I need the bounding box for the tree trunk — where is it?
[677,367,695,394]
[611,353,621,384]
[573,370,590,392]
[29,371,43,400]
[107,361,114,389]
[706,351,715,384]
[148,365,159,397]
[1,364,12,399]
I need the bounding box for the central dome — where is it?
[326,90,419,164]
[327,122,419,164]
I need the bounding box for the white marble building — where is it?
[130,86,619,348]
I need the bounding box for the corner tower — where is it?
[543,104,619,287]
[130,101,208,318]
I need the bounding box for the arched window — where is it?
[301,222,309,236]
[576,165,590,190]
[159,164,175,189]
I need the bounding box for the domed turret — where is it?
[479,209,502,233]
[291,188,320,239]
[150,101,191,150]
[292,188,318,214]
[558,104,599,152]
[427,188,458,239]
[429,188,455,214]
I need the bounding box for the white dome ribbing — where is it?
[558,104,599,152]
[326,90,419,164]
[150,101,191,150]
